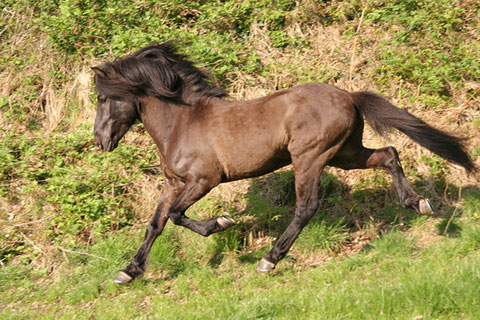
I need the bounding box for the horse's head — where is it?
[91,42,228,152]
[92,66,139,152]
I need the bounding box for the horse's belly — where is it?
[220,147,291,181]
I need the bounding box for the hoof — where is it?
[113,271,133,284]
[256,258,275,272]
[419,199,434,215]
[217,216,236,229]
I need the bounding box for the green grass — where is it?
[2,189,480,319]
[1,0,480,318]
[2,218,480,319]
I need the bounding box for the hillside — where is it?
[1,0,480,318]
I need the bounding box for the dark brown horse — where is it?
[92,42,476,283]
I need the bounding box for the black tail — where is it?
[351,91,477,173]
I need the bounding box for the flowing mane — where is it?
[93,42,227,104]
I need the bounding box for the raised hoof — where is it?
[113,271,133,284]
[256,258,275,272]
[419,199,434,215]
[217,216,236,230]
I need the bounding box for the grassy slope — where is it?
[1,0,480,318]
[2,225,480,319]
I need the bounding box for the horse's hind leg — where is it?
[257,145,339,272]
[329,142,434,215]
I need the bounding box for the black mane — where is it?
[93,42,227,104]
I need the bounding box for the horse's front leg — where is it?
[114,175,234,283]
[114,180,182,283]
[167,176,236,237]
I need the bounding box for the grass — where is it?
[2,213,480,319]
[1,0,480,318]
[2,182,480,318]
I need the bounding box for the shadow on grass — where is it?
[435,185,480,237]
[146,169,479,277]
[223,169,480,266]
[238,170,409,240]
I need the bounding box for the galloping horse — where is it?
[92,42,476,283]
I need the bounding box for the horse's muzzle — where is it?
[95,138,118,152]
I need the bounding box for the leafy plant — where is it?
[0,129,160,259]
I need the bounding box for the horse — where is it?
[91,42,476,283]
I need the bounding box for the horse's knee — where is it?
[168,210,183,225]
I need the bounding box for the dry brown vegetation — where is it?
[1,0,479,271]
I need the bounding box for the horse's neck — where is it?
[138,97,185,156]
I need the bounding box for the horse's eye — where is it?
[98,96,107,103]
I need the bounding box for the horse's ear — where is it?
[91,66,107,77]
